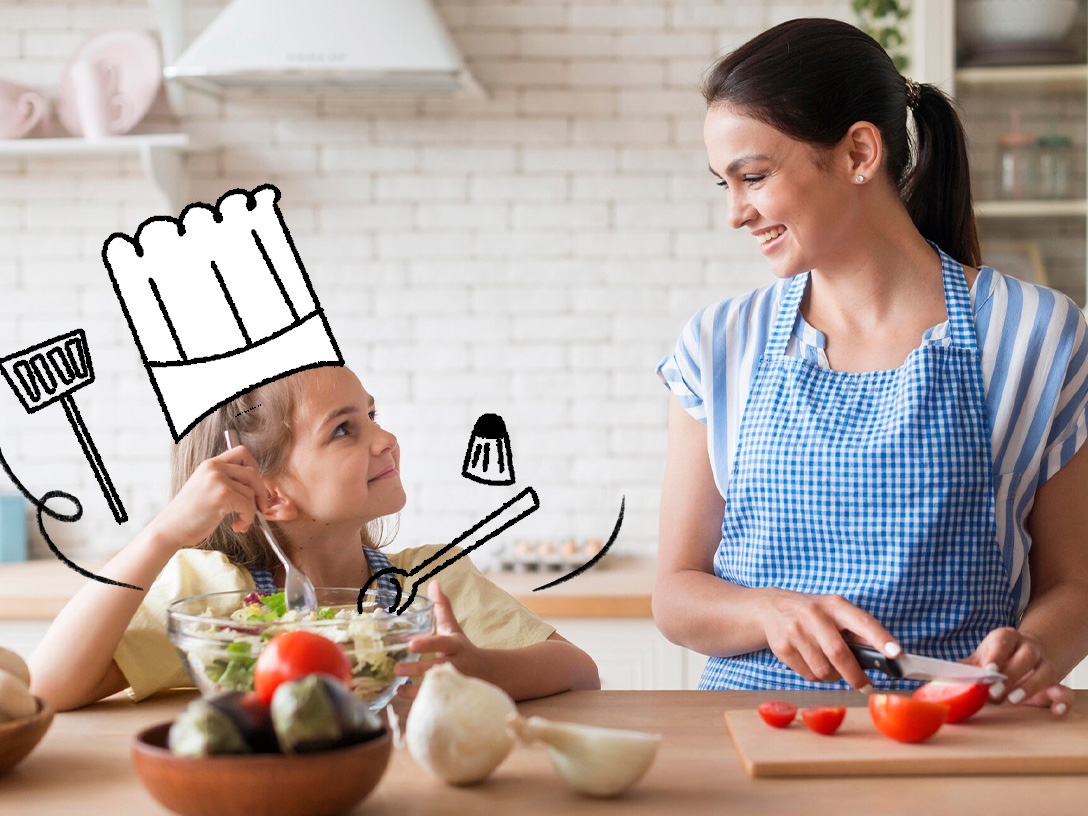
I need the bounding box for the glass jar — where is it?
[1037,133,1074,199]
[995,109,1036,200]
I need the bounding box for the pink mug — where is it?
[0,79,46,139]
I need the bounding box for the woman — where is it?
[653,18,1087,715]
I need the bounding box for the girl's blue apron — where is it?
[700,241,1017,690]
[249,546,399,596]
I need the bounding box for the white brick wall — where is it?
[1,0,1082,572]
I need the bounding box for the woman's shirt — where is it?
[114,546,556,701]
[657,266,1088,617]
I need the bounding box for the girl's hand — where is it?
[148,445,272,553]
[758,590,901,691]
[394,581,489,700]
[966,627,1073,717]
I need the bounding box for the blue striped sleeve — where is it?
[657,306,709,423]
[1038,298,1088,484]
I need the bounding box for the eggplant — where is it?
[270,674,385,754]
[168,691,277,757]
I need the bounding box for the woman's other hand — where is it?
[394,581,489,700]
[148,444,272,552]
[757,590,901,691]
[967,627,1074,717]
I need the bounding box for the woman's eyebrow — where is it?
[710,154,772,179]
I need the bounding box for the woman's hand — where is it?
[147,445,272,553]
[966,627,1073,717]
[394,581,489,700]
[757,590,901,691]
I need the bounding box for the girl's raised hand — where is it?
[967,627,1073,717]
[758,590,901,692]
[394,580,489,700]
[148,444,272,553]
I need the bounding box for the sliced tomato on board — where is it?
[912,680,990,724]
[801,705,846,735]
[869,694,947,743]
[757,700,798,728]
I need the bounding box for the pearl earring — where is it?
[855,174,864,183]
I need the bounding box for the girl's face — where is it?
[703,105,859,279]
[272,367,405,527]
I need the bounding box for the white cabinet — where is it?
[547,618,703,690]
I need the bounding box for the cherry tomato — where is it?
[801,705,846,735]
[757,700,798,728]
[912,681,989,724]
[253,630,352,703]
[868,693,947,743]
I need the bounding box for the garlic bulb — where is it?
[508,714,661,797]
[405,663,516,785]
[0,669,36,722]
[0,647,30,688]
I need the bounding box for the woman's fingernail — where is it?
[989,681,1005,700]
[884,642,902,658]
[1055,702,1068,716]
[859,684,874,695]
[984,662,999,673]
[1008,688,1026,705]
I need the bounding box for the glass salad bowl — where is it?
[167,587,433,711]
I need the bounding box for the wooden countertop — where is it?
[0,556,655,621]
[4,689,1086,814]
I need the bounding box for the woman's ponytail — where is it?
[901,83,981,268]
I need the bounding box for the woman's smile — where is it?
[758,227,788,255]
[368,464,399,482]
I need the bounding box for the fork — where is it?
[223,429,318,616]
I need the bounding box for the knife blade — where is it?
[847,642,1006,684]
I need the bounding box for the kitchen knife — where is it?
[847,642,1006,684]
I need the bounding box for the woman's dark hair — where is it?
[703,17,980,268]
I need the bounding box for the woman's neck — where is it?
[804,206,944,336]
[270,520,373,589]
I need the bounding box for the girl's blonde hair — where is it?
[169,367,390,571]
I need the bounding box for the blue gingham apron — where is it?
[249,546,399,596]
[700,241,1017,690]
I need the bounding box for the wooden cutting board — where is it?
[725,703,1088,776]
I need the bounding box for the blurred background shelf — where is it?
[975,199,1088,217]
[956,63,1088,91]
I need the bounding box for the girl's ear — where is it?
[262,488,298,522]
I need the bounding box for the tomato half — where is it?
[253,630,352,703]
[912,681,989,724]
[801,706,846,735]
[868,694,947,743]
[757,700,798,728]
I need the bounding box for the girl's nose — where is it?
[372,426,398,454]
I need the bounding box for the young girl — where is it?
[29,365,600,711]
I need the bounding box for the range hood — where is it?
[162,0,483,96]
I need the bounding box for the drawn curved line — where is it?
[0,445,141,591]
[532,495,624,592]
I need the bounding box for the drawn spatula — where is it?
[0,329,127,524]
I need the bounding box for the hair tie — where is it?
[904,77,921,110]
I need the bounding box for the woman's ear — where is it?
[262,487,298,522]
[844,120,882,182]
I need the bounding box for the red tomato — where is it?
[868,694,947,743]
[801,706,846,735]
[253,631,351,703]
[757,701,798,728]
[912,681,989,724]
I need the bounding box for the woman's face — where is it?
[274,367,405,527]
[704,104,855,279]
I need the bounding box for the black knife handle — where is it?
[847,642,903,678]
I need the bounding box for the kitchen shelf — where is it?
[0,133,195,211]
[955,63,1088,91]
[975,199,1088,218]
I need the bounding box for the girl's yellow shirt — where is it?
[114,545,556,701]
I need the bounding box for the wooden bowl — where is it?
[0,696,54,776]
[132,721,392,816]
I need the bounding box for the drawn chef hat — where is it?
[102,185,342,441]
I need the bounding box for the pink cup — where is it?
[0,79,46,139]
